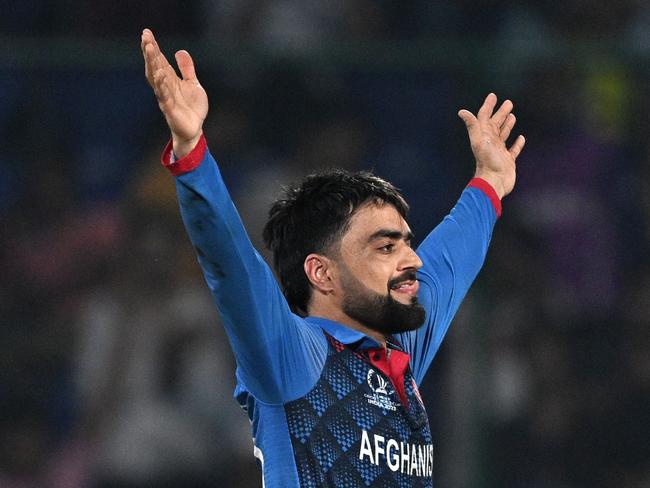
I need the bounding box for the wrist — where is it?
[161,134,207,176]
[172,132,203,159]
[473,170,507,199]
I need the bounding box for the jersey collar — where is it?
[305,316,396,350]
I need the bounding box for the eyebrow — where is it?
[367,229,415,243]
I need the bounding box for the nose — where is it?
[398,245,423,271]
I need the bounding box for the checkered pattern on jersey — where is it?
[404,377,431,437]
[284,336,434,487]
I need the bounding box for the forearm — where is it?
[417,178,499,287]
[170,138,265,288]
[402,179,499,382]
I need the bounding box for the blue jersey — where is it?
[162,135,500,487]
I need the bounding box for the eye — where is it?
[378,244,394,253]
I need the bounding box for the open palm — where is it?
[458,93,525,199]
[141,29,208,157]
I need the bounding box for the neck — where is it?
[307,302,387,348]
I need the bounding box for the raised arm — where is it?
[141,30,326,403]
[400,94,526,383]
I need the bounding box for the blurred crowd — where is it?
[2,1,650,487]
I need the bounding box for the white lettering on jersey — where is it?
[386,439,399,472]
[358,430,433,477]
[359,430,374,462]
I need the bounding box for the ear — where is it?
[304,253,334,294]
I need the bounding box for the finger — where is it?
[500,113,516,142]
[158,74,173,105]
[143,43,158,83]
[175,50,198,82]
[458,109,480,138]
[146,49,179,101]
[492,99,513,127]
[145,44,169,87]
[508,135,526,159]
[152,68,174,103]
[152,68,165,101]
[477,93,497,120]
[142,32,172,81]
[141,28,163,59]
[146,31,173,71]
[140,28,153,57]
[141,29,160,73]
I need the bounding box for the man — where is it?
[141,28,525,487]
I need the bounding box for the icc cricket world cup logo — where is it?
[365,369,398,411]
[367,369,393,396]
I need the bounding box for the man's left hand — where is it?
[458,93,526,199]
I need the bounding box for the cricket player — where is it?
[141,28,524,487]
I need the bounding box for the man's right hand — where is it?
[141,28,208,159]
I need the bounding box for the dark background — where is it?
[1,1,649,487]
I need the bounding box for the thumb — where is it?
[457,109,477,128]
[175,50,198,82]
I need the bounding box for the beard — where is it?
[339,265,426,336]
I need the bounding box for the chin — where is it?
[390,292,417,305]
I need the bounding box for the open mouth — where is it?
[390,279,419,297]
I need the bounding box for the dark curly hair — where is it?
[263,169,409,316]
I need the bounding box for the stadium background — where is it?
[1,1,649,487]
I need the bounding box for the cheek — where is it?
[355,262,392,291]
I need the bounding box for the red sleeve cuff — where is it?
[466,177,502,218]
[160,134,207,176]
